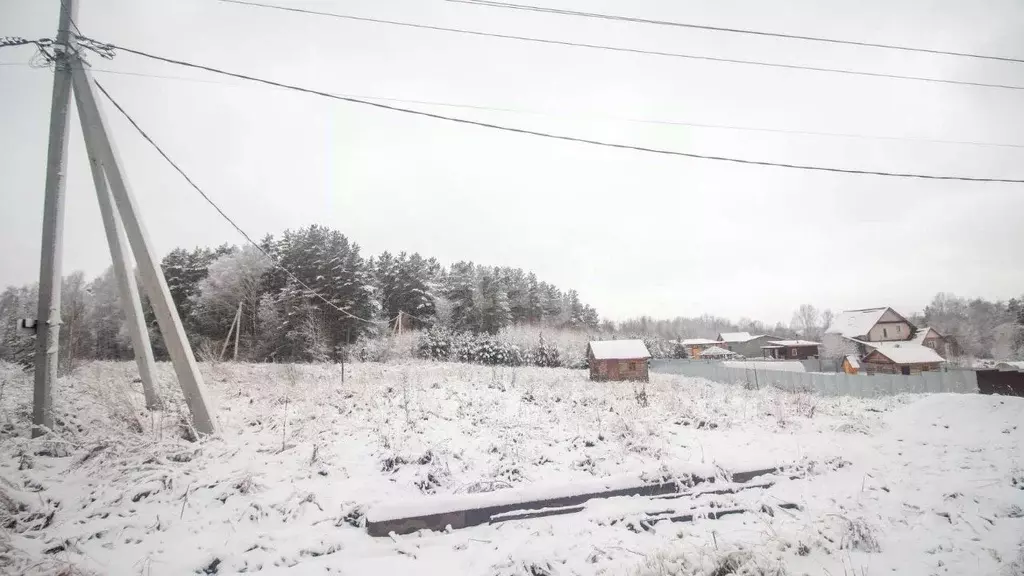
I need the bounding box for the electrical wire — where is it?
[77,38,1024,183]
[70,64,1022,150]
[92,78,389,325]
[9,61,1022,149]
[449,0,1024,65]
[213,0,1024,92]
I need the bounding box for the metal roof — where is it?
[588,340,651,360]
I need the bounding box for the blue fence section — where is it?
[650,359,978,398]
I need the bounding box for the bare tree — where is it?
[790,304,820,339]
[299,310,331,362]
[821,309,834,333]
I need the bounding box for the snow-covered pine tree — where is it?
[477,268,512,334]
[446,261,478,332]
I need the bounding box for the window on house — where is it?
[791,348,798,357]
[897,325,901,335]
[883,328,888,338]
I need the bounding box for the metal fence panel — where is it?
[650,359,980,399]
[962,370,979,394]
[798,372,814,393]
[939,371,956,393]
[834,373,849,397]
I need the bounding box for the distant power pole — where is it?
[32,0,78,436]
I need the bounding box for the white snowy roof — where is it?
[679,338,720,346]
[826,307,889,338]
[699,346,735,357]
[765,340,820,347]
[844,355,861,369]
[588,340,651,360]
[867,343,945,365]
[996,361,1024,371]
[910,327,941,345]
[717,332,753,343]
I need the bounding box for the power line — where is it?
[75,38,1024,183]
[449,0,1024,65]
[213,0,1024,92]
[14,61,1018,150]
[92,78,388,325]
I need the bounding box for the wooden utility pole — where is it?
[233,302,242,361]
[32,0,78,437]
[219,303,241,361]
[70,59,218,435]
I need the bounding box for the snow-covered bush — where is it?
[635,545,788,576]
[417,327,584,368]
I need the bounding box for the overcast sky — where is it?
[2,0,1023,325]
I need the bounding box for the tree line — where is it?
[0,225,599,367]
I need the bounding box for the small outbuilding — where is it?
[861,343,944,375]
[716,332,782,358]
[761,340,821,360]
[841,355,861,375]
[588,340,651,382]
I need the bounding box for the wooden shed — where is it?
[861,344,944,375]
[588,340,651,382]
[841,355,861,374]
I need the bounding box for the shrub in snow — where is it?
[635,546,788,576]
[1006,541,1024,576]
[835,516,882,553]
[528,340,561,368]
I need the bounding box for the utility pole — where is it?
[219,303,240,361]
[233,302,242,361]
[32,0,78,437]
[77,95,162,409]
[71,61,218,435]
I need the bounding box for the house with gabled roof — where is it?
[715,332,782,358]
[822,306,947,370]
[823,307,914,358]
[861,342,945,375]
[827,307,913,342]
[587,340,650,382]
[909,326,951,357]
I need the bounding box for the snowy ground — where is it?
[1,360,1022,575]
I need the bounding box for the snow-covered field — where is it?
[1,360,1022,575]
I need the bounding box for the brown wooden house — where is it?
[588,340,651,382]
[861,343,944,375]
[760,340,820,360]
